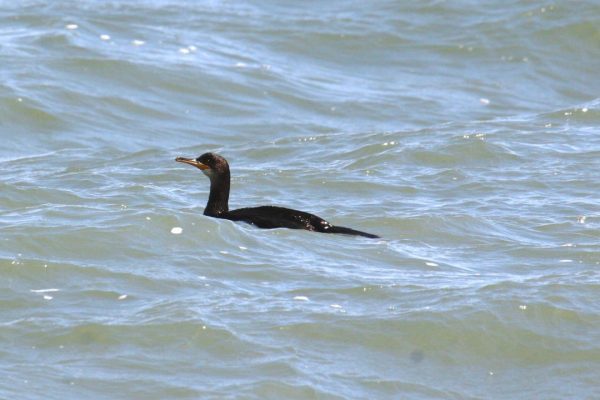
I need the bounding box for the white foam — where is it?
[170,227,183,234]
[65,24,78,30]
[31,288,60,293]
[293,296,309,301]
[425,262,438,267]
[132,40,145,46]
[118,294,128,300]
[480,98,490,105]
[100,34,111,41]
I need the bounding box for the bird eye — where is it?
[198,155,211,166]
[197,153,216,166]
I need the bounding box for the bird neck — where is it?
[204,172,230,217]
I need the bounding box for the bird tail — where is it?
[327,225,380,239]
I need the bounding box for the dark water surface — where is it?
[2,1,600,399]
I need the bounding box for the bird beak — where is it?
[175,157,209,170]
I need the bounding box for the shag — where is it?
[175,153,379,238]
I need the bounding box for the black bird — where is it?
[175,153,379,238]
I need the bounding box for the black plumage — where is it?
[176,152,379,238]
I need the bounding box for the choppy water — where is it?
[2,1,600,399]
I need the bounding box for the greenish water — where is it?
[1,1,600,399]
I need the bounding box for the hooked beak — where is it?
[175,157,209,170]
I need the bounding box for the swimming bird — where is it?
[175,152,379,238]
